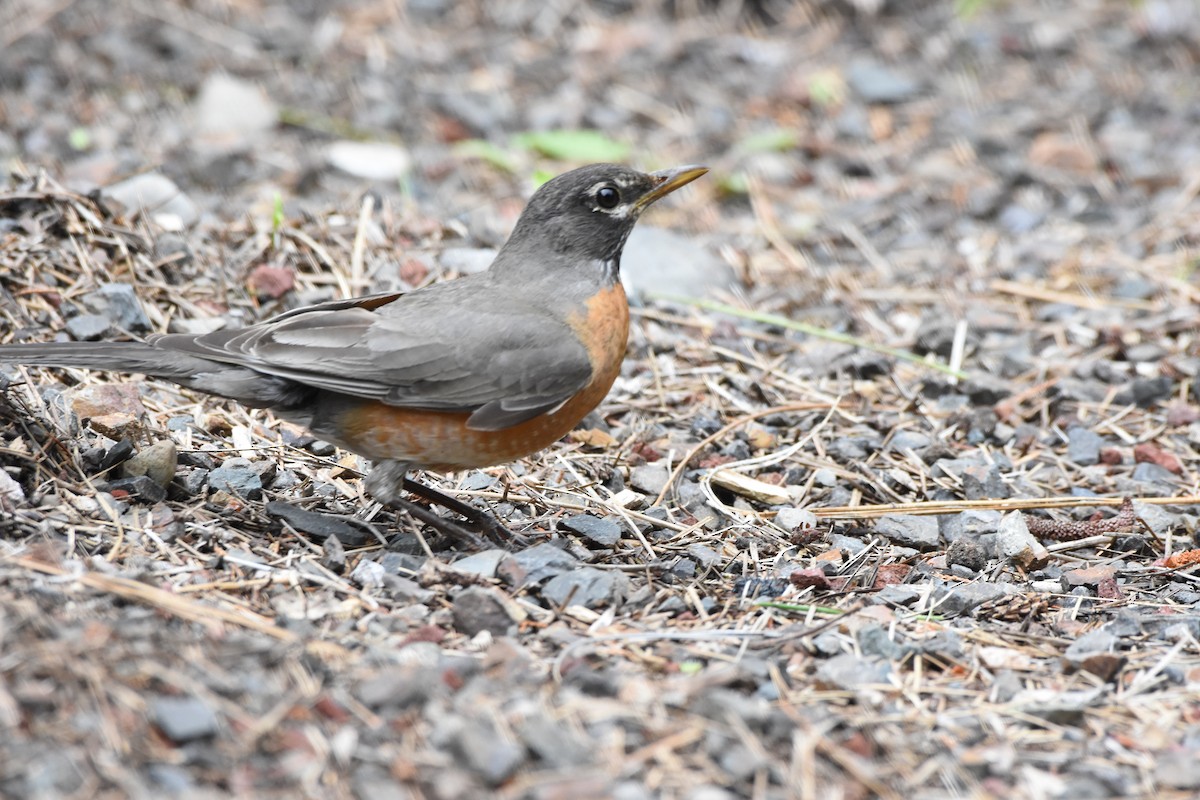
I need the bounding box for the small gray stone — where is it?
[327,140,410,180]
[1157,749,1200,790]
[357,663,441,709]
[888,430,932,452]
[192,72,277,154]
[874,514,940,549]
[1131,376,1174,407]
[320,531,346,572]
[775,506,818,531]
[350,558,386,589]
[829,533,868,554]
[946,537,989,572]
[121,440,178,487]
[208,457,263,499]
[103,475,167,504]
[516,714,591,768]
[1067,426,1104,466]
[629,464,670,496]
[814,653,891,691]
[82,283,152,331]
[997,511,1049,568]
[452,549,510,579]
[542,566,629,609]
[1131,461,1178,486]
[147,764,193,793]
[265,501,372,547]
[455,724,526,787]
[857,625,907,660]
[453,586,518,637]
[876,584,922,607]
[1063,628,1118,666]
[151,696,219,743]
[65,313,112,341]
[512,542,578,584]
[558,514,622,546]
[718,743,768,781]
[933,581,1009,615]
[812,468,838,486]
[847,59,920,103]
[1131,502,1179,537]
[104,172,199,229]
[687,543,722,570]
[940,509,1002,541]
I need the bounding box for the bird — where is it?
[0,163,708,547]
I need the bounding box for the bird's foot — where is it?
[402,477,529,548]
[364,462,527,549]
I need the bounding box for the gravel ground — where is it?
[3,1,1200,798]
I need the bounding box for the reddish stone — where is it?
[1133,442,1182,474]
[872,563,911,588]
[248,263,295,299]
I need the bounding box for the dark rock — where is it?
[1066,426,1104,466]
[516,713,591,768]
[512,542,578,584]
[453,587,518,637]
[102,475,167,504]
[963,374,1011,405]
[99,438,136,472]
[857,625,907,660]
[81,283,152,331]
[208,457,263,499]
[320,530,346,572]
[946,537,989,572]
[1131,376,1174,407]
[558,514,622,546]
[686,543,722,569]
[874,514,940,549]
[265,500,372,546]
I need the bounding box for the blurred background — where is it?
[2,0,1199,359]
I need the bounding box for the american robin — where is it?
[0,163,708,547]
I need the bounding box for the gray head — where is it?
[491,163,707,283]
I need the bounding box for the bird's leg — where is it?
[365,461,518,548]
[400,477,512,540]
[388,496,489,551]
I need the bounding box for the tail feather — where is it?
[0,341,310,408]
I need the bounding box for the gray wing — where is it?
[149,288,594,431]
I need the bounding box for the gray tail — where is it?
[0,341,310,408]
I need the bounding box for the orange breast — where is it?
[334,284,629,470]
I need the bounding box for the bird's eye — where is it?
[596,186,620,209]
